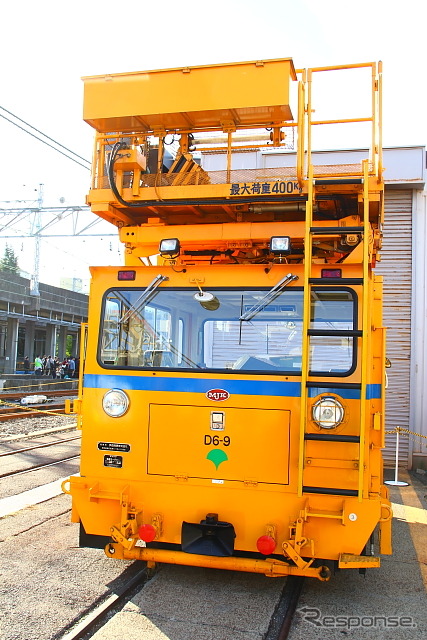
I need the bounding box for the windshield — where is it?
[99,287,356,375]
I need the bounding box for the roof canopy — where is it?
[83,58,296,133]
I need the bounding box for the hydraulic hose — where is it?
[107,141,307,209]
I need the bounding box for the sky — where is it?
[0,0,425,288]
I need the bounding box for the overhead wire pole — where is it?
[0,107,121,279]
[0,202,121,292]
[0,204,118,238]
[30,184,43,298]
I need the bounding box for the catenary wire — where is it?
[0,109,91,170]
[0,105,91,165]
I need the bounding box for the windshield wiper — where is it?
[239,273,299,321]
[119,274,169,324]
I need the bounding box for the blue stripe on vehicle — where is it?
[366,384,382,399]
[308,387,361,400]
[83,374,302,397]
[309,385,381,400]
[83,375,381,400]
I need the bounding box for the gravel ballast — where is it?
[0,414,76,440]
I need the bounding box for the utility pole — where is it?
[30,183,43,299]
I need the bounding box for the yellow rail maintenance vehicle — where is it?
[64,58,392,581]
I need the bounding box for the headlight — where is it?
[312,396,344,429]
[102,389,129,417]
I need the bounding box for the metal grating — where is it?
[96,162,373,192]
[313,163,369,177]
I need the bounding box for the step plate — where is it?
[338,553,380,569]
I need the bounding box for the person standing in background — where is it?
[34,356,42,377]
[68,357,76,378]
[49,356,56,379]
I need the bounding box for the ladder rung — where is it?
[310,226,364,234]
[315,179,363,185]
[303,486,358,496]
[306,381,361,390]
[305,434,360,443]
[308,329,362,337]
[309,278,363,285]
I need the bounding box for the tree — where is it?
[0,244,20,274]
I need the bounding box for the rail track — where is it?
[0,390,78,421]
[0,389,78,401]
[0,403,66,421]
[0,455,80,479]
[266,576,305,639]
[0,435,80,457]
[56,570,304,640]
[59,566,152,640]
[0,433,81,479]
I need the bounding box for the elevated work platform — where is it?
[83,59,383,265]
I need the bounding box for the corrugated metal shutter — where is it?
[374,189,413,466]
[210,322,288,369]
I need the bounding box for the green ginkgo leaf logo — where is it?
[206,448,228,470]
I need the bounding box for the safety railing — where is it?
[88,61,383,201]
[296,62,383,185]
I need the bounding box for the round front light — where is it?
[102,389,129,417]
[312,396,344,429]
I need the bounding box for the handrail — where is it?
[358,159,371,501]
[297,164,314,497]
[297,61,381,185]
[296,75,306,187]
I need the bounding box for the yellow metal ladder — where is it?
[297,161,371,501]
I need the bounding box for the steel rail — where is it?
[0,390,77,400]
[0,455,79,479]
[0,436,80,457]
[0,404,67,422]
[0,402,65,413]
[57,568,301,640]
[58,567,152,640]
[265,576,305,640]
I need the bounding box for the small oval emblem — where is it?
[206,388,230,402]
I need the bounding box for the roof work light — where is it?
[270,236,291,255]
[159,238,180,257]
